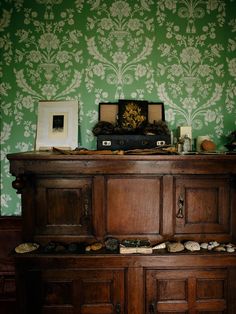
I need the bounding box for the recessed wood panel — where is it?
[82,280,112,303]
[106,176,161,235]
[185,188,218,223]
[44,281,72,305]
[47,188,82,225]
[40,269,125,314]
[35,178,92,236]
[197,279,225,299]
[158,279,187,301]
[175,177,230,235]
[146,269,227,314]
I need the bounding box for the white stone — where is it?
[200,242,208,249]
[209,241,219,248]
[227,247,235,253]
[184,241,200,252]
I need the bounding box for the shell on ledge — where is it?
[166,242,185,253]
[214,245,226,252]
[152,242,166,250]
[184,241,200,252]
[227,247,235,253]
[208,241,219,250]
[200,242,208,249]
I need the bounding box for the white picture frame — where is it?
[36,100,78,150]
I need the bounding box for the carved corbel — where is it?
[12,175,26,194]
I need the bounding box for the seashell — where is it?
[152,242,166,250]
[214,245,226,252]
[207,244,215,250]
[226,243,234,248]
[91,242,103,251]
[209,241,219,248]
[200,242,208,249]
[227,247,235,253]
[166,242,185,253]
[85,245,91,252]
[184,241,200,252]
[15,242,39,254]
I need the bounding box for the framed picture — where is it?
[99,102,118,124]
[148,102,165,123]
[118,99,148,130]
[36,100,78,150]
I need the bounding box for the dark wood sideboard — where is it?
[7,152,236,314]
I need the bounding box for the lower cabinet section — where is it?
[15,255,236,314]
[19,268,125,314]
[146,269,227,314]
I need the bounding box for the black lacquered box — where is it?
[97,134,171,150]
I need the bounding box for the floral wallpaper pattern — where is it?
[0,0,236,215]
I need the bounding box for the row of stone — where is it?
[153,240,236,253]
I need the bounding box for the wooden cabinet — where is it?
[7,152,236,314]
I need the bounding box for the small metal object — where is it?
[102,140,111,146]
[156,140,165,146]
[115,303,121,313]
[149,302,156,314]
[176,195,184,218]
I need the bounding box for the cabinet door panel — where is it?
[174,177,230,235]
[145,269,227,313]
[35,178,92,236]
[106,176,161,237]
[23,268,125,314]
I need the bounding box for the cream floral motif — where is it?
[85,0,155,99]
[156,3,226,136]
[157,0,226,32]
[36,0,63,20]
[228,58,236,78]
[14,7,83,101]
[226,17,236,117]
[0,9,13,75]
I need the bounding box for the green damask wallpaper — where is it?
[0,0,236,215]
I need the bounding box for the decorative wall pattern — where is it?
[0,0,236,215]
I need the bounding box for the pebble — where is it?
[91,242,103,251]
[227,247,235,253]
[184,241,200,252]
[214,245,226,252]
[166,242,185,253]
[200,242,208,249]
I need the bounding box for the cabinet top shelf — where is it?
[7,150,236,161]
[7,151,236,176]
